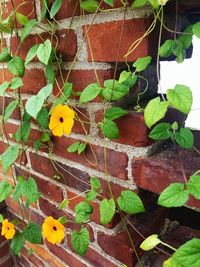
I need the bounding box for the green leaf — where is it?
[23,223,42,244]
[38,83,53,99]
[25,44,39,65]
[105,107,128,120]
[37,39,52,65]
[0,48,12,62]
[75,201,93,224]
[144,97,169,128]
[178,25,193,49]
[0,145,19,174]
[36,107,49,129]
[25,94,45,119]
[103,0,114,7]
[15,121,31,142]
[172,40,185,63]
[40,132,50,142]
[133,56,152,72]
[131,0,147,8]
[0,214,4,222]
[187,175,200,200]
[0,82,9,96]
[159,40,174,57]
[20,19,37,43]
[79,83,101,103]
[13,177,39,205]
[45,61,55,84]
[172,238,200,267]
[117,190,145,214]
[86,190,98,201]
[16,12,28,26]
[78,143,86,155]
[101,119,119,139]
[10,232,25,255]
[90,177,101,190]
[167,84,192,115]
[100,198,115,225]
[41,0,48,19]
[58,216,67,224]
[50,0,62,18]
[148,0,159,9]
[0,179,12,202]
[118,71,131,84]
[174,128,194,149]
[8,56,25,77]
[102,80,129,101]
[67,142,80,153]
[3,100,18,122]
[9,77,23,89]
[149,123,172,140]
[71,227,90,256]
[80,0,99,12]
[59,199,69,210]
[193,22,200,39]
[158,183,189,208]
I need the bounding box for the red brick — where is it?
[27,243,66,267]
[17,256,31,267]
[39,197,66,219]
[132,147,200,210]
[67,234,119,267]
[45,242,87,267]
[29,152,91,192]
[83,19,151,62]
[15,168,64,203]
[3,0,36,21]
[43,0,81,20]
[0,257,13,267]
[53,136,128,180]
[20,247,46,267]
[53,69,113,101]
[0,242,10,258]
[97,205,167,266]
[10,29,77,62]
[0,68,46,95]
[96,110,151,147]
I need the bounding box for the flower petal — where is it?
[63,119,74,135]
[62,106,75,120]
[52,124,64,137]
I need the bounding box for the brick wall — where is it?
[1,1,200,267]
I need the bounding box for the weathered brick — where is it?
[53,136,128,180]
[15,168,64,203]
[27,243,66,267]
[45,241,87,267]
[0,68,46,95]
[0,242,10,258]
[83,19,152,62]
[20,247,46,267]
[29,152,91,192]
[53,69,113,101]
[0,256,13,267]
[97,205,167,266]
[132,146,200,210]
[3,0,36,21]
[10,29,77,61]
[96,110,151,147]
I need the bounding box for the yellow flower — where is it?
[1,219,16,240]
[49,104,75,137]
[42,216,65,244]
[140,234,161,251]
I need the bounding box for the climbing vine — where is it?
[0,0,200,266]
